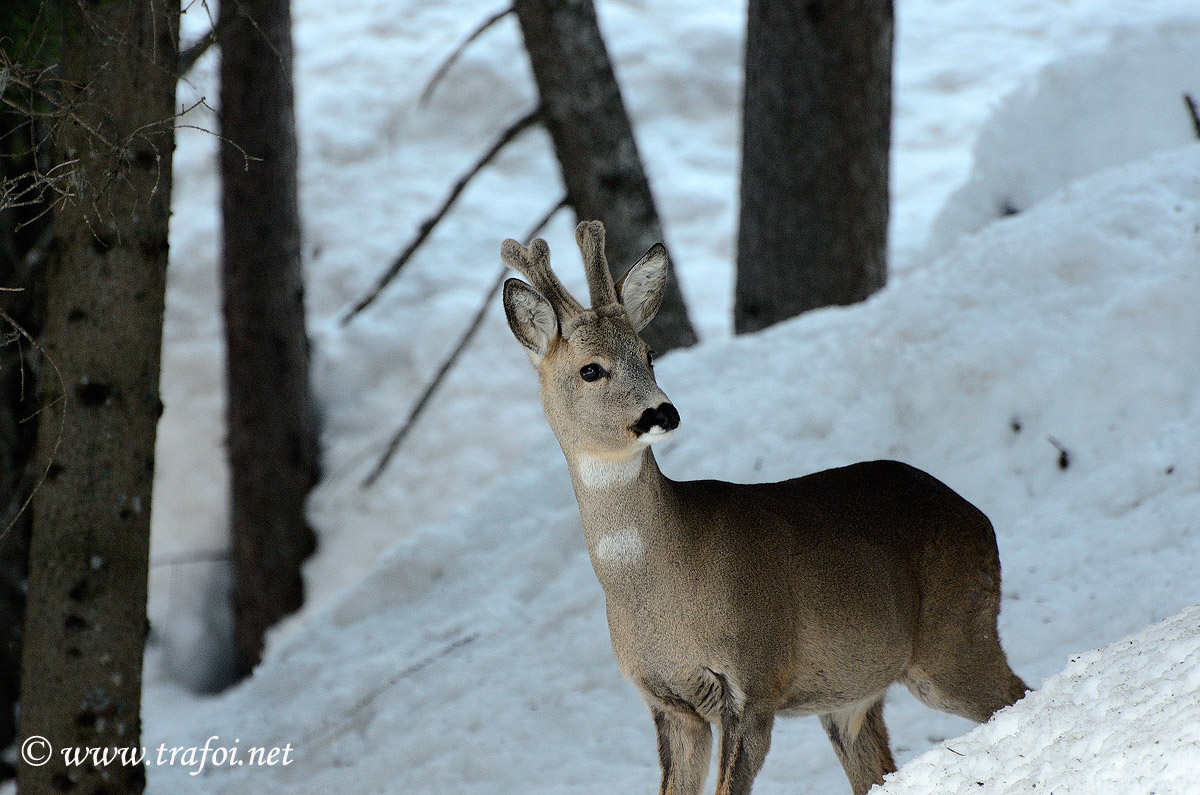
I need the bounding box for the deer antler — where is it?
[500,237,584,320]
[575,220,619,309]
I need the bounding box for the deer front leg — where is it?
[713,707,774,795]
[651,707,712,795]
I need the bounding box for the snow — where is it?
[143,0,1200,792]
[926,16,1200,259]
[877,607,1200,794]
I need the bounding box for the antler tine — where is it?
[575,220,618,308]
[500,237,583,318]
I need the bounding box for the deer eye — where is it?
[579,363,607,382]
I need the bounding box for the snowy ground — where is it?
[878,607,1200,795]
[141,0,1200,792]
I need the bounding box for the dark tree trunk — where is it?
[0,107,52,778]
[735,0,893,334]
[512,0,698,353]
[219,0,319,679]
[16,1,178,791]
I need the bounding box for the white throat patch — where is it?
[592,525,645,566]
[574,453,643,491]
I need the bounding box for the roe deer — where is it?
[500,221,1028,795]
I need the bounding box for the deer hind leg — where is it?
[713,707,774,795]
[651,707,712,795]
[819,696,896,795]
[820,696,897,795]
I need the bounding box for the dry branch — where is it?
[0,303,64,539]
[179,11,235,76]
[341,105,542,324]
[1185,93,1200,140]
[419,5,514,106]
[360,195,568,489]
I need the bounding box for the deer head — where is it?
[501,221,679,464]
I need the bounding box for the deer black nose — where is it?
[657,403,680,431]
[635,403,679,434]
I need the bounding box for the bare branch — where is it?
[360,195,568,489]
[179,20,224,76]
[1185,93,1200,140]
[340,105,542,325]
[179,0,226,77]
[1047,435,1071,471]
[520,194,570,247]
[418,5,514,106]
[0,304,66,539]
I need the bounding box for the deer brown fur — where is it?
[501,221,1028,795]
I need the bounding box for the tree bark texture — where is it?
[735,0,893,334]
[512,0,698,353]
[16,1,177,791]
[219,0,319,679]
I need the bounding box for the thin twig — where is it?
[1047,435,1071,470]
[418,6,514,106]
[176,97,263,173]
[0,305,66,539]
[340,106,543,325]
[360,196,568,489]
[1184,93,1200,140]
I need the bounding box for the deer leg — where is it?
[819,696,896,795]
[713,707,774,795]
[652,707,712,795]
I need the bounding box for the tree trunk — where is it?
[16,1,177,791]
[219,0,319,679]
[0,107,52,779]
[735,0,893,334]
[512,0,698,353]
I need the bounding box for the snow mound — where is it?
[144,141,1200,793]
[927,17,1200,258]
[879,606,1200,794]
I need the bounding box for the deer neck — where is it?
[565,447,676,569]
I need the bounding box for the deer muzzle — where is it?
[633,403,680,436]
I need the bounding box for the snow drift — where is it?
[878,606,1200,794]
[926,17,1200,258]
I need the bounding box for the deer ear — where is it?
[503,278,558,363]
[615,243,668,332]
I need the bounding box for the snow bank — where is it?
[879,606,1200,794]
[143,137,1200,793]
[926,17,1200,258]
